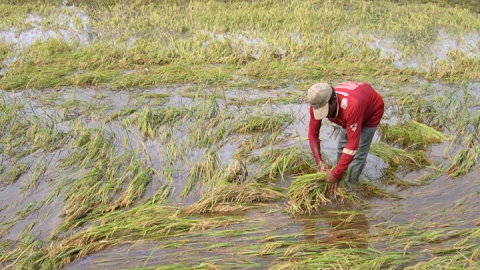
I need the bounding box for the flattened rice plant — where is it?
[379,120,449,150]
[446,133,479,177]
[126,105,188,140]
[183,182,285,214]
[181,149,221,198]
[0,204,242,269]
[255,147,312,182]
[370,142,431,169]
[232,113,294,134]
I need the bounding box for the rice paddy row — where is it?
[1,0,480,91]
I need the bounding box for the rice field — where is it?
[1,0,480,269]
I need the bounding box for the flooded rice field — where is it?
[1,1,480,269]
[1,80,479,269]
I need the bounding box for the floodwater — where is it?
[1,8,480,270]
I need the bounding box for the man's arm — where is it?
[307,106,329,171]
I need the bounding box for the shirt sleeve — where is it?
[332,104,364,179]
[307,106,323,164]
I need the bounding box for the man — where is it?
[307,82,384,195]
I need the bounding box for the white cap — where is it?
[307,83,333,120]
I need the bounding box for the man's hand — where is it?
[325,169,340,196]
[317,161,330,172]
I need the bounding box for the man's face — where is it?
[326,96,337,118]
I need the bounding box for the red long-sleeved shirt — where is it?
[308,82,384,179]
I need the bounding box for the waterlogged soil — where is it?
[1,80,479,268]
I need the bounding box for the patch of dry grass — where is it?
[183,182,285,214]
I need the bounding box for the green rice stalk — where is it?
[232,113,294,134]
[137,92,171,106]
[227,92,305,106]
[286,173,362,215]
[187,117,231,148]
[125,105,188,140]
[392,92,441,126]
[257,241,294,257]
[111,166,153,208]
[59,168,106,223]
[16,202,38,219]
[370,142,431,169]
[234,133,280,161]
[181,150,221,198]
[55,151,142,235]
[379,120,450,150]
[0,41,13,63]
[21,158,48,191]
[60,128,115,169]
[0,221,18,238]
[255,147,312,182]
[0,98,69,160]
[186,95,221,120]
[269,244,414,270]
[356,182,399,198]
[152,178,174,204]
[446,133,479,177]
[184,94,231,148]
[0,162,31,185]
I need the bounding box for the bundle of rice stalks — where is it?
[378,121,450,150]
[286,173,362,215]
[183,182,285,214]
[370,142,431,169]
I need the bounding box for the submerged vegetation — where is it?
[0,0,479,269]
